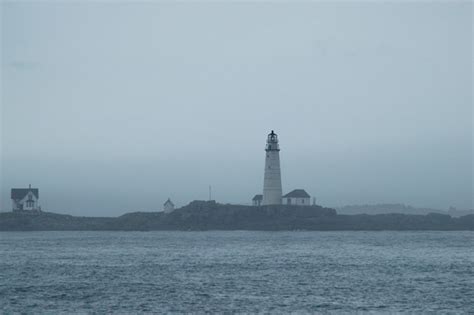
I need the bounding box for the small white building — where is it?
[163,198,175,213]
[282,189,311,206]
[252,194,263,206]
[11,185,40,211]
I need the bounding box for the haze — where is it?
[1,2,472,216]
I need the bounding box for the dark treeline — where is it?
[336,204,474,217]
[1,201,473,231]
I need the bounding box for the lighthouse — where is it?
[262,130,283,205]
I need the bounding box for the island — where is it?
[1,201,473,231]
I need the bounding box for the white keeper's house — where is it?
[282,189,311,206]
[11,185,41,211]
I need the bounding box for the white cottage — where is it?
[163,198,175,213]
[252,194,263,206]
[282,189,311,206]
[11,185,40,211]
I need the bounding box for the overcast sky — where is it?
[1,1,472,216]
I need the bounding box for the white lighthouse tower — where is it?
[262,130,282,205]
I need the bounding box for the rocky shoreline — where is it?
[1,201,473,231]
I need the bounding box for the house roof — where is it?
[252,194,263,201]
[11,188,39,200]
[282,189,310,198]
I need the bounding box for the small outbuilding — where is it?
[163,198,175,213]
[282,189,311,206]
[252,194,263,206]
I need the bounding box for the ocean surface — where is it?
[1,231,473,313]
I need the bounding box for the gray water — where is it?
[1,231,473,313]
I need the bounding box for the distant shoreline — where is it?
[1,201,473,231]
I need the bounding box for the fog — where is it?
[1,2,472,216]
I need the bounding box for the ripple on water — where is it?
[0,231,473,313]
